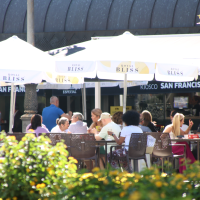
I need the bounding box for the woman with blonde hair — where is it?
[142,110,157,132]
[88,108,103,132]
[163,113,195,173]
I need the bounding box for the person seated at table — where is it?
[169,110,190,132]
[51,117,69,133]
[107,110,143,171]
[27,114,49,137]
[142,110,158,132]
[86,108,104,169]
[68,112,87,133]
[112,111,123,130]
[88,108,103,133]
[26,116,48,132]
[163,113,195,173]
[139,114,152,132]
[91,112,121,154]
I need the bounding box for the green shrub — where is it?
[1,132,200,200]
[0,132,77,200]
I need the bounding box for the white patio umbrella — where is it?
[0,35,80,132]
[53,32,199,113]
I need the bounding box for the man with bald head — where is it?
[42,96,71,131]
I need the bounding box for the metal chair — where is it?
[70,134,98,171]
[110,133,148,173]
[146,132,186,172]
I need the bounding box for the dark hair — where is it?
[112,111,123,125]
[122,110,140,126]
[171,110,178,118]
[30,114,42,130]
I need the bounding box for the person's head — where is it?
[98,112,112,126]
[122,110,140,126]
[71,112,84,123]
[142,110,152,126]
[56,117,69,131]
[170,110,178,122]
[30,114,42,130]
[91,108,102,123]
[172,113,185,136]
[139,114,144,125]
[112,111,123,125]
[50,96,59,107]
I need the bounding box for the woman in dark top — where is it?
[142,110,158,132]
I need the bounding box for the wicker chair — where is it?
[70,134,98,171]
[110,133,148,173]
[145,132,186,172]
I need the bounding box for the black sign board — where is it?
[0,86,44,96]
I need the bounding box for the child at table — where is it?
[163,113,195,173]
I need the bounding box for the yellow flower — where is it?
[0,159,4,163]
[135,174,141,179]
[187,184,192,190]
[73,159,78,164]
[155,175,160,180]
[0,198,3,200]
[123,182,131,190]
[36,184,41,189]
[52,192,56,195]
[176,184,182,190]
[155,181,162,188]
[163,182,168,187]
[92,167,100,173]
[120,191,126,198]
[109,170,118,176]
[103,179,108,185]
[7,136,16,140]
[44,198,48,200]
[26,168,30,173]
[30,181,35,186]
[22,137,27,141]
[30,190,34,194]
[189,172,196,178]
[68,156,74,160]
[160,193,166,198]
[40,183,46,188]
[129,191,141,200]
[13,197,17,200]
[6,198,11,200]
[68,184,74,189]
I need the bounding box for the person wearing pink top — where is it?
[27,114,49,137]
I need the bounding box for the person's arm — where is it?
[107,131,125,145]
[90,128,103,140]
[163,126,172,133]
[180,120,193,135]
[61,113,71,120]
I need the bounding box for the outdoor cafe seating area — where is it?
[3,131,199,173]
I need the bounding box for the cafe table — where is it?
[96,140,152,171]
[171,138,200,161]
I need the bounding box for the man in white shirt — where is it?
[68,112,88,133]
[91,112,121,153]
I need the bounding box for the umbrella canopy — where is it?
[0,36,60,84]
[53,32,199,82]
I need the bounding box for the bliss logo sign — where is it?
[167,68,183,76]
[2,74,25,81]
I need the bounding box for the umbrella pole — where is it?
[123,74,127,114]
[82,83,87,120]
[9,83,16,133]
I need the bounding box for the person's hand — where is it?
[90,128,98,134]
[107,131,114,136]
[189,119,194,128]
[68,111,73,117]
[87,128,92,133]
